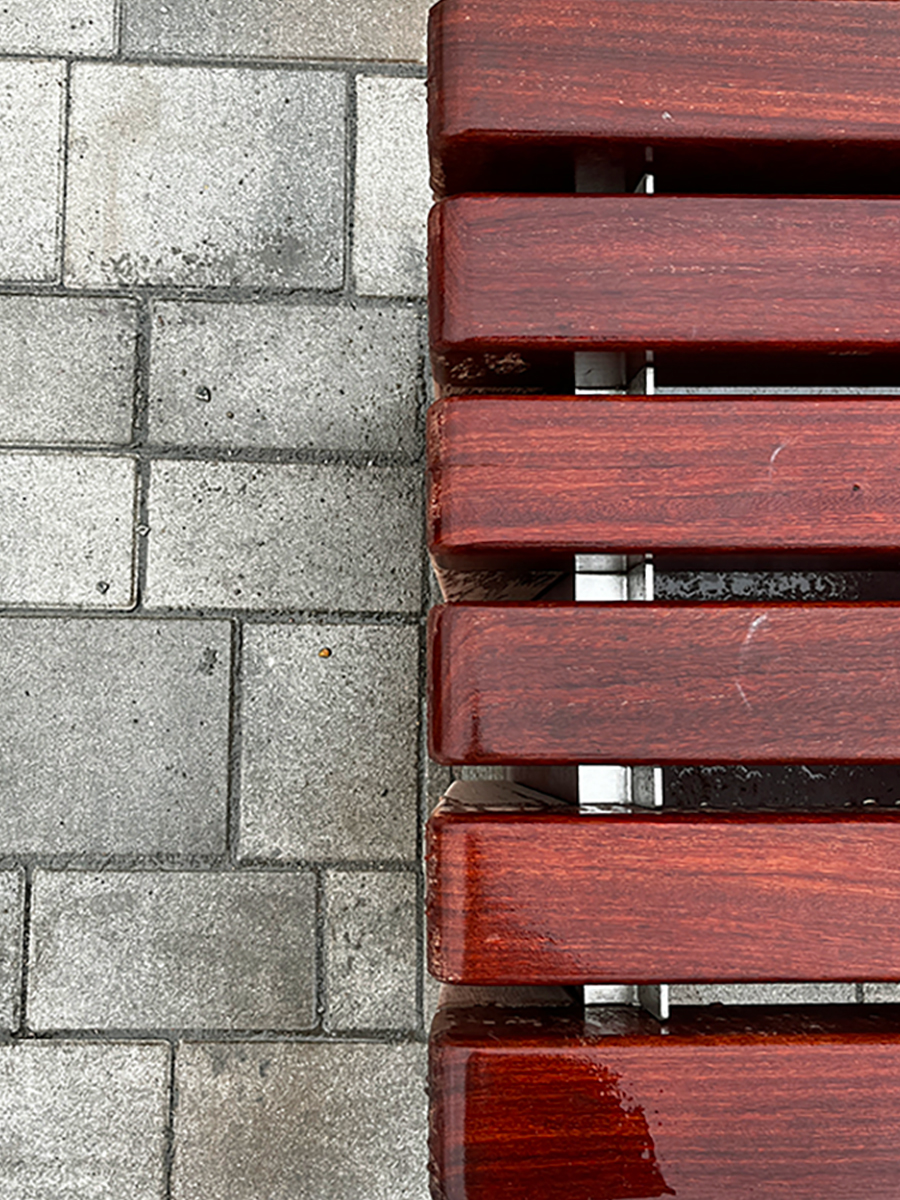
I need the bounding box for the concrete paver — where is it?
[146,460,422,612]
[0,870,24,1031]
[0,297,136,446]
[0,0,115,54]
[670,983,858,1005]
[172,1042,429,1200]
[0,618,229,855]
[28,871,317,1030]
[325,869,418,1030]
[0,61,65,281]
[0,1041,169,1199]
[239,624,419,861]
[123,0,433,62]
[0,452,136,608]
[354,77,430,297]
[148,300,423,454]
[65,64,346,289]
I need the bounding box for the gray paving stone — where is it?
[148,300,423,454]
[28,870,316,1030]
[0,871,24,1031]
[240,624,419,861]
[172,1042,428,1200]
[65,64,345,289]
[123,0,432,62]
[669,982,857,1006]
[354,76,430,297]
[0,452,136,608]
[862,983,900,1002]
[0,0,114,54]
[0,618,229,855]
[0,1041,169,1199]
[146,461,422,612]
[0,62,65,281]
[325,870,417,1030]
[0,297,136,446]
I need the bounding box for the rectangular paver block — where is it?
[28,870,317,1030]
[0,62,65,281]
[0,618,229,855]
[172,1042,428,1200]
[240,624,419,861]
[670,983,858,1005]
[0,871,24,1031]
[0,1041,169,1200]
[146,461,422,612]
[123,0,432,62]
[0,453,136,607]
[354,77,429,297]
[66,64,345,288]
[148,300,424,454]
[0,297,135,445]
[325,870,418,1031]
[0,0,115,54]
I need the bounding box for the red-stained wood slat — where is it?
[428,395,900,570]
[430,999,900,1200]
[426,781,900,984]
[430,196,900,389]
[429,0,900,195]
[429,602,900,764]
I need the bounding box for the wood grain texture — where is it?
[430,196,900,387]
[429,602,900,764]
[429,0,900,194]
[428,395,900,568]
[430,1001,900,1199]
[426,781,900,984]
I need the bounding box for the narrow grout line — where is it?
[343,71,359,296]
[17,867,32,1036]
[162,1040,177,1200]
[314,868,327,1033]
[225,620,243,865]
[55,60,73,286]
[113,0,125,57]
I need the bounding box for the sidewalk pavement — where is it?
[0,2,436,1195]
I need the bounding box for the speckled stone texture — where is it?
[0,1041,169,1198]
[354,76,430,296]
[0,0,115,53]
[148,300,423,454]
[171,1042,429,1200]
[239,623,420,862]
[0,453,136,607]
[65,64,346,288]
[325,869,418,1030]
[145,460,422,612]
[123,0,433,62]
[0,296,136,445]
[0,61,65,281]
[28,870,317,1030]
[0,618,230,854]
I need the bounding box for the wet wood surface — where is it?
[430,196,900,388]
[430,1000,900,1199]
[427,782,900,984]
[429,0,900,194]
[428,396,900,570]
[429,602,900,764]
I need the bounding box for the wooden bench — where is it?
[425,1,900,1195]
[430,992,900,1200]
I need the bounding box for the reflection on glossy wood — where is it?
[430,196,900,388]
[430,1000,900,1200]
[429,602,900,764]
[428,396,900,570]
[427,781,900,984]
[429,0,900,194]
